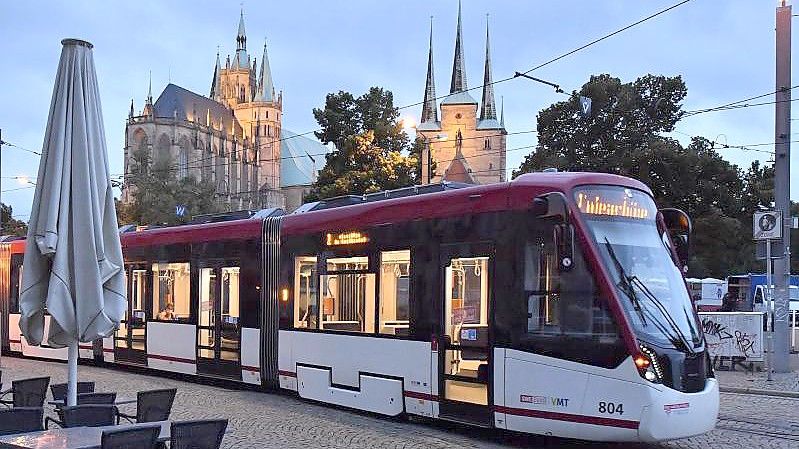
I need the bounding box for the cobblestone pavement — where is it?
[2,357,798,448]
[714,354,799,393]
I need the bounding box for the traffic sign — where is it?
[753,211,782,240]
[175,204,187,217]
[579,96,592,118]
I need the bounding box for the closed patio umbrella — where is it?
[18,39,126,406]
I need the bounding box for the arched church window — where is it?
[156,134,171,164]
[178,148,189,179]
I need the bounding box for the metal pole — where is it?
[766,240,773,380]
[773,1,792,373]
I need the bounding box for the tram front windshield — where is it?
[574,186,703,352]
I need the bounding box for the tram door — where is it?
[196,264,242,379]
[114,265,148,365]
[438,243,493,425]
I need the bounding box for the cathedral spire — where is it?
[500,95,505,128]
[237,8,247,51]
[420,17,438,125]
[146,70,152,105]
[479,15,497,121]
[210,50,221,99]
[256,38,275,102]
[142,71,153,117]
[233,9,249,69]
[450,0,467,94]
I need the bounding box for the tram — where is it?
[0,172,718,442]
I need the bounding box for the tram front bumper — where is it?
[638,378,719,442]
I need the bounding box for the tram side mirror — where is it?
[659,208,692,273]
[532,192,574,271]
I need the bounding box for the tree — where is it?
[118,148,219,226]
[1,203,27,237]
[515,73,774,278]
[307,87,419,200]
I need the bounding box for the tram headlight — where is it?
[635,345,664,383]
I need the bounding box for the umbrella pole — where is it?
[67,340,78,406]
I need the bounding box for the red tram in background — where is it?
[0,172,718,442]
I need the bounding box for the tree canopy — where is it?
[515,74,782,278]
[1,203,27,237]
[117,148,219,226]
[307,87,419,200]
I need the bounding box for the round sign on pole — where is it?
[753,211,782,240]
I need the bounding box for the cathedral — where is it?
[416,2,507,185]
[123,11,328,213]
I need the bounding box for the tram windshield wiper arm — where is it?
[627,275,699,354]
[603,238,688,351]
[603,238,647,326]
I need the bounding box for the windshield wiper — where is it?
[603,238,647,326]
[603,238,693,352]
[628,275,700,354]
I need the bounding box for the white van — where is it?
[753,285,799,324]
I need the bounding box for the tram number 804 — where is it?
[598,402,624,415]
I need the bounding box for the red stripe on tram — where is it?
[494,405,640,430]
[147,353,196,364]
[403,391,439,402]
[9,339,21,344]
[241,365,260,373]
[278,370,297,378]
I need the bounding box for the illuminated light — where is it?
[325,231,370,246]
[575,191,652,220]
[634,355,651,369]
[644,371,657,382]
[281,288,289,302]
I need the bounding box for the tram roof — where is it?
[281,172,649,236]
[10,172,645,250]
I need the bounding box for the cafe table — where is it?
[47,396,137,407]
[0,420,169,449]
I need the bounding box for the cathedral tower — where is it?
[416,1,506,185]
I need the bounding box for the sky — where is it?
[1,0,797,222]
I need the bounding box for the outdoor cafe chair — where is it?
[50,381,95,401]
[101,424,160,449]
[170,419,228,449]
[117,388,177,424]
[47,392,118,428]
[0,376,50,408]
[45,404,118,429]
[0,406,44,435]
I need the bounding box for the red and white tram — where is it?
[0,172,718,442]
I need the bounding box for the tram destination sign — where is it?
[325,230,369,246]
[753,211,782,240]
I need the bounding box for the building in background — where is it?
[122,10,329,212]
[416,2,507,185]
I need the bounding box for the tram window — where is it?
[294,256,319,329]
[152,262,190,321]
[320,256,375,333]
[199,267,216,359]
[446,257,490,344]
[379,250,411,336]
[221,267,240,325]
[9,262,22,314]
[524,240,618,339]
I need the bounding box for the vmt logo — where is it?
[550,397,569,407]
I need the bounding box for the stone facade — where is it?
[416,3,506,185]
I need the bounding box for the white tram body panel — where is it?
[240,327,261,384]
[278,330,435,417]
[18,314,68,360]
[8,313,22,353]
[500,349,718,442]
[146,322,196,375]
